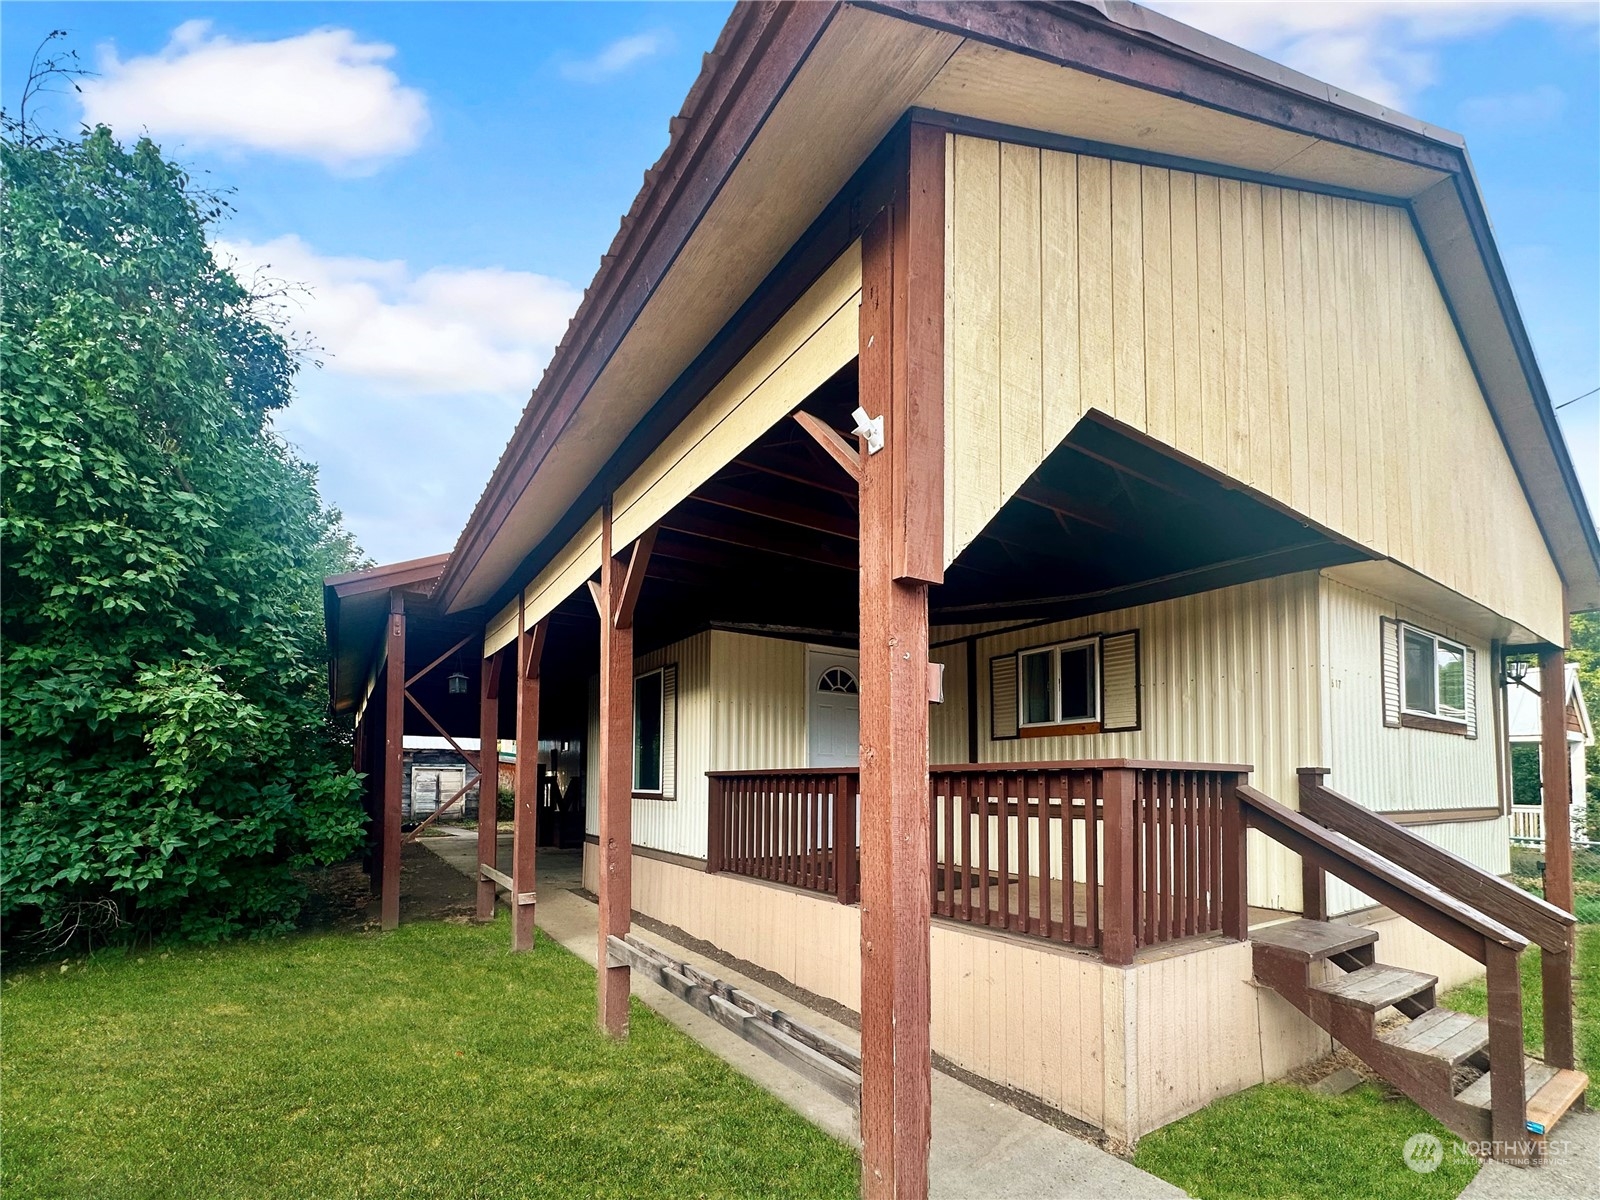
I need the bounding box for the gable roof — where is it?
[432,0,1600,620]
[323,553,449,712]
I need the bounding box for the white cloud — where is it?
[559,31,672,83]
[1459,83,1567,129]
[209,234,582,562]
[214,234,580,396]
[79,21,429,170]
[1151,3,1597,110]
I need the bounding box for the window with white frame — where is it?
[1017,638,1100,728]
[633,668,664,793]
[1401,625,1468,724]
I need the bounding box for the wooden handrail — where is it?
[1237,785,1526,961]
[1296,769,1576,1074]
[704,758,1251,779]
[1297,771,1573,952]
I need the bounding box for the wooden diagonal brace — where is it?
[614,527,656,630]
[403,689,481,771]
[404,773,483,841]
[404,634,475,691]
[588,527,656,631]
[793,412,863,484]
[523,620,546,680]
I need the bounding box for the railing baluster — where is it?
[1063,772,1078,943]
[972,780,985,928]
[1086,771,1100,947]
[1036,774,1049,947]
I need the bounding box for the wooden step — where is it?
[1313,964,1436,1012]
[1379,1008,1490,1067]
[1457,1060,1557,1112]
[1251,918,1379,962]
[1526,1069,1589,1136]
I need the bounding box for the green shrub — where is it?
[1,127,366,948]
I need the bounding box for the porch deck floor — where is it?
[422,830,1185,1199]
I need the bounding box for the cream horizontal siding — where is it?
[929,642,968,764]
[708,631,807,772]
[1318,576,1507,913]
[944,574,1322,911]
[586,629,807,857]
[585,632,712,859]
[945,133,1564,644]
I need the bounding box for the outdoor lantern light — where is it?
[1504,658,1531,688]
[447,671,469,695]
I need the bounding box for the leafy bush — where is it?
[1,127,366,948]
[497,786,515,822]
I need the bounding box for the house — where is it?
[1507,665,1593,843]
[326,1,1600,1184]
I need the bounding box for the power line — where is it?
[1556,386,1599,411]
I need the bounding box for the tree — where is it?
[1,124,367,948]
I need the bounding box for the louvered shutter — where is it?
[660,664,678,799]
[1380,618,1402,728]
[1463,648,1477,740]
[1101,630,1141,732]
[990,654,1019,740]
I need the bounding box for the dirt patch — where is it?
[297,842,480,932]
[1282,1012,1482,1098]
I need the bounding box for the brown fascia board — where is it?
[435,0,1599,615]
[432,2,842,613]
[867,0,1600,603]
[325,552,450,598]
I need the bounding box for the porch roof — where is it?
[432,0,1600,621]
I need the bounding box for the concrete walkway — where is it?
[421,829,1185,1200]
[1459,1108,1600,1199]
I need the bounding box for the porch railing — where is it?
[706,761,1249,963]
[706,771,859,904]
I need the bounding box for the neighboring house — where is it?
[329,2,1599,1179]
[1506,666,1593,843]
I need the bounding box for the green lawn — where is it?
[1134,925,1598,1200]
[2,918,859,1199]
[1132,1082,1480,1200]
[1443,923,1600,1101]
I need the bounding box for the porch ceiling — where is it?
[581,371,1370,658]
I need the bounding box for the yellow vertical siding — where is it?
[945,133,1564,644]
[1318,577,1509,913]
[944,574,1322,911]
[584,631,713,859]
[707,631,807,772]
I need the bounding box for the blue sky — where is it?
[3,2,1596,565]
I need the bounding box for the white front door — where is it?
[807,649,860,768]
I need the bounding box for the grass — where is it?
[1134,925,1600,1200]
[1,917,859,1199]
[1444,923,1600,1101]
[1132,1082,1479,1200]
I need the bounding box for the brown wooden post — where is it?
[1485,940,1532,1163]
[857,123,943,1200]
[381,590,406,931]
[1538,634,1577,1074]
[1297,768,1330,920]
[1543,942,1576,1071]
[1539,645,1574,913]
[512,617,545,951]
[597,507,650,1037]
[476,644,503,921]
[1100,768,1137,966]
[706,776,725,874]
[1221,778,1249,942]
